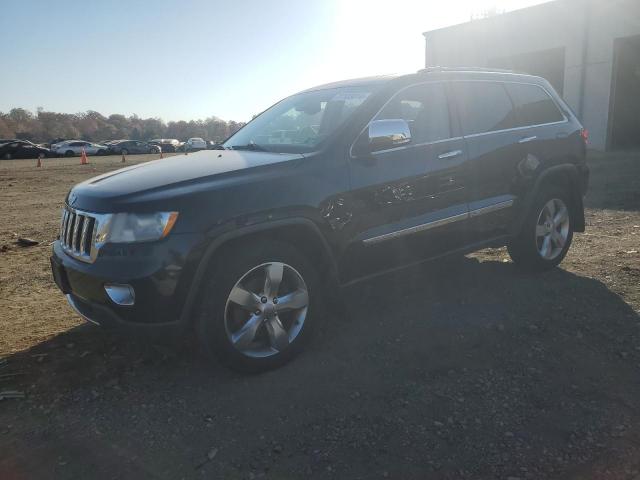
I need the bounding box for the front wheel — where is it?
[3,153,11,160]
[508,187,574,271]
[196,240,319,372]
[64,150,74,157]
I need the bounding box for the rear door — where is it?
[451,81,522,242]
[343,81,470,281]
[503,81,570,170]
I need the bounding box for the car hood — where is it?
[68,149,305,212]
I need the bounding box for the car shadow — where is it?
[2,256,640,479]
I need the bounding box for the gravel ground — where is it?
[0,151,639,479]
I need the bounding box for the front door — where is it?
[341,81,470,282]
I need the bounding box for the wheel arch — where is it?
[512,163,586,236]
[178,217,339,327]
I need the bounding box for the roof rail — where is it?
[418,66,522,74]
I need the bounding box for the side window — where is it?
[376,83,450,144]
[452,82,518,135]
[70,142,82,147]
[505,83,565,126]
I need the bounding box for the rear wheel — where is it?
[196,240,319,372]
[3,153,11,160]
[64,150,74,157]
[508,186,574,271]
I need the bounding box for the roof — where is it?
[300,75,400,93]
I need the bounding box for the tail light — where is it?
[580,128,589,144]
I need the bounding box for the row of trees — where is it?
[0,108,246,144]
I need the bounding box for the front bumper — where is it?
[51,233,206,333]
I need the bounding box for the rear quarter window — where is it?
[452,81,519,135]
[505,83,565,126]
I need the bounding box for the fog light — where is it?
[104,283,135,306]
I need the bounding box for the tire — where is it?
[196,240,320,372]
[64,150,74,157]
[508,186,574,271]
[121,149,128,155]
[3,153,11,160]
[97,149,106,156]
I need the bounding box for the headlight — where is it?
[95,212,178,244]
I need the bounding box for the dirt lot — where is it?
[0,151,639,479]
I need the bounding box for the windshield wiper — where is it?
[230,142,268,152]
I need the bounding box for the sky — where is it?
[0,0,553,123]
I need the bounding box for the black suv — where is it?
[51,68,589,371]
[108,140,161,155]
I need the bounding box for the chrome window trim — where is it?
[450,79,569,138]
[363,198,514,246]
[349,80,458,159]
[349,78,569,158]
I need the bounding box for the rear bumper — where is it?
[51,232,206,334]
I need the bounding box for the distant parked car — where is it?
[52,140,109,157]
[0,140,52,160]
[108,140,161,155]
[148,138,180,153]
[206,140,223,150]
[185,137,206,151]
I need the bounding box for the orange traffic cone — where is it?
[121,152,126,163]
[80,148,88,165]
[36,154,42,168]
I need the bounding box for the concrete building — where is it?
[423,0,640,150]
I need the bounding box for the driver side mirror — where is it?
[368,119,411,152]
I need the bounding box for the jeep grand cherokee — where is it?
[51,68,589,371]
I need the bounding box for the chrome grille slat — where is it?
[62,210,69,244]
[80,217,90,255]
[67,213,76,247]
[74,216,83,252]
[60,209,68,240]
[59,206,101,263]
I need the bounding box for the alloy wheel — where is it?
[224,262,309,358]
[535,198,570,260]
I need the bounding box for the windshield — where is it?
[224,86,374,153]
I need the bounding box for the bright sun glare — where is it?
[296,0,555,90]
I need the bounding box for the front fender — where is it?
[178,217,338,326]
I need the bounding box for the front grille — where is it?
[60,207,97,263]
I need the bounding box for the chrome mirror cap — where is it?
[368,119,411,151]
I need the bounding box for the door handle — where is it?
[438,149,463,160]
[518,135,537,144]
